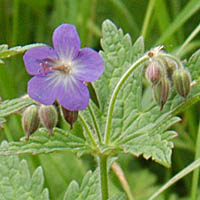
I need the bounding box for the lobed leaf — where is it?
[0,43,45,59]
[0,141,49,200]
[93,19,143,115]
[97,20,200,167]
[63,169,100,200]
[0,95,35,118]
[0,128,90,156]
[120,76,200,167]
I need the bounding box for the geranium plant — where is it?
[0,19,199,200]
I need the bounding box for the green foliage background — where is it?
[0,0,199,199]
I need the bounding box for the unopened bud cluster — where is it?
[146,51,191,110]
[22,103,79,139]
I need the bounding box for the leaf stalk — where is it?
[79,114,98,148]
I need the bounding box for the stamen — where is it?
[50,64,71,74]
[38,60,72,75]
[38,61,49,75]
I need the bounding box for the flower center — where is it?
[50,64,72,74]
[39,61,72,75]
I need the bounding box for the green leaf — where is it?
[0,141,49,200]
[0,95,35,118]
[97,20,200,167]
[117,73,200,167]
[0,43,45,59]
[118,116,180,167]
[93,19,144,115]
[63,169,100,200]
[0,128,89,156]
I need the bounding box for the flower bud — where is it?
[146,61,163,85]
[162,58,178,80]
[153,78,170,111]
[163,58,177,71]
[39,105,58,136]
[61,107,78,129]
[22,105,39,140]
[172,68,191,99]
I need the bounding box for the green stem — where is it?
[98,155,109,200]
[176,23,200,56]
[148,158,200,200]
[191,121,200,200]
[104,54,149,145]
[88,104,102,143]
[141,0,156,38]
[79,113,98,147]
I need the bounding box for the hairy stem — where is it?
[79,113,98,147]
[99,155,109,200]
[88,104,102,143]
[158,52,184,69]
[191,121,200,200]
[104,54,149,145]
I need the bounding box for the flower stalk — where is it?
[79,113,98,148]
[88,104,102,143]
[104,54,149,145]
[157,53,184,69]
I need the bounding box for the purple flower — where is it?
[23,24,104,111]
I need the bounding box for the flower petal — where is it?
[52,24,80,60]
[23,46,57,75]
[28,74,58,105]
[57,78,89,111]
[72,48,104,82]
